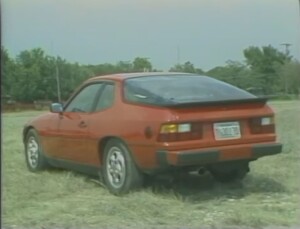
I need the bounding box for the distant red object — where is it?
[23,72,282,194]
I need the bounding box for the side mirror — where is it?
[50,103,63,113]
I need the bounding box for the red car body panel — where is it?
[23,73,282,173]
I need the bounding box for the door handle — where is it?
[78,121,87,128]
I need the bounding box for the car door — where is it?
[84,82,117,165]
[54,83,104,163]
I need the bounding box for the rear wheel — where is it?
[102,139,144,195]
[209,161,249,183]
[25,129,48,172]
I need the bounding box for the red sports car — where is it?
[23,72,282,194]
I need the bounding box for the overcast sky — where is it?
[2,0,300,71]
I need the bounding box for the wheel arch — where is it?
[98,136,132,166]
[23,125,36,143]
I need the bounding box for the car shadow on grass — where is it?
[48,167,287,201]
[145,172,288,202]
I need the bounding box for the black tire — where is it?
[209,162,249,183]
[102,139,144,195]
[25,129,48,172]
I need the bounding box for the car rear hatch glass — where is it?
[123,74,257,106]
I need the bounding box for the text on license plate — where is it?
[213,121,241,140]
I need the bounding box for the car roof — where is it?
[86,72,195,83]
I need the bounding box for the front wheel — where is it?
[102,139,144,195]
[25,129,48,172]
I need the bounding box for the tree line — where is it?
[1,45,299,103]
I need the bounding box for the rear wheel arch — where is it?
[98,136,134,165]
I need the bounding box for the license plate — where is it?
[213,121,241,140]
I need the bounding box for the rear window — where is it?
[123,74,256,106]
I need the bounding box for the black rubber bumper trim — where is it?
[252,143,283,158]
[178,150,219,165]
[157,143,282,167]
[157,150,219,166]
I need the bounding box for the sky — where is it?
[2,0,300,71]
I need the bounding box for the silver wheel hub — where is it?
[27,136,39,168]
[106,146,126,189]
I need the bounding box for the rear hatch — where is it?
[123,74,276,149]
[158,98,276,150]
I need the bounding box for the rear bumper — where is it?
[157,142,282,167]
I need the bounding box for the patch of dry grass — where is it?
[2,101,300,228]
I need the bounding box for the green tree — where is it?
[279,60,300,95]
[133,57,152,72]
[206,61,257,90]
[169,61,204,74]
[115,61,133,73]
[1,47,16,96]
[58,60,94,101]
[87,63,119,76]
[13,48,56,102]
[243,45,290,94]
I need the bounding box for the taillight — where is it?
[250,116,275,134]
[158,122,202,142]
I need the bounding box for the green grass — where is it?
[2,101,300,228]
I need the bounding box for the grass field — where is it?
[2,101,300,228]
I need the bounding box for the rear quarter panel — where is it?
[87,82,176,168]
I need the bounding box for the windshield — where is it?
[124,74,256,105]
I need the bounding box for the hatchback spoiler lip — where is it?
[160,97,268,108]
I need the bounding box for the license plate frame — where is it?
[213,121,241,140]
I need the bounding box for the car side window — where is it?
[65,83,103,113]
[94,84,115,111]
